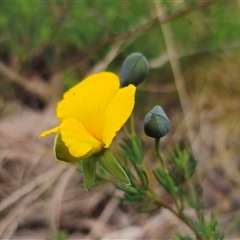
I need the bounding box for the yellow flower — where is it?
[40,72,136,161]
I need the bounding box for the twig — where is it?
[147,188,203,240]
[152,2,208,238]
[148,53,169,69]
[0,61,54,104]
[154,0,204,163]
[48,167,76,236]
[87,41,123,75]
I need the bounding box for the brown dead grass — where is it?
[0,54,240,239]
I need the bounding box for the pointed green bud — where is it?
[97,149,130,185]
[144,105,171,139]
[120,52,149,87]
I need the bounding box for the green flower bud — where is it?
[144,106,171,139]
[120,52,149,87]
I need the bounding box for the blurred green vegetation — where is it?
[0,1,239,92]
[0,0,240,112]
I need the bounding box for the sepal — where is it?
[82,156,97,190]
[54,133,80,162]
[97,149,130,185]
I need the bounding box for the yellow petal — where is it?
[101,84,136,147]
[54,133,82,162]
[39,126,59,138]
[60,118,104,159]
[57,72,120,140]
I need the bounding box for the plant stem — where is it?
[153,139,203,239]
[130,114,136,138]
[154,138,166,170]
[154,139,180,211]
[147,188,203,240]
[185,169,203,222]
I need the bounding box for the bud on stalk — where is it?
[120,52,149,87]
[144,105,171,139]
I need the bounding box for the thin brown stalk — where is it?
[0,61,55,104]
[154,0,200,157]
[49,167,76,236]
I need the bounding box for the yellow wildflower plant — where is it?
[40,72,136,162]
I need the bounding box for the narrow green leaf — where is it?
[132,163,148,189]
[115,184,128,192]
[120,136,144,164]
[122,196,143,204]
[141,170,149,190]
[98,149,130,185]
[139,202,161,213]
[123,168,137,187]
[92,180,108,188]
[82,156,97,190]
[136,187,147,196]
[188,159,197,179]
[54,230,68,240]
[153,170,164,186]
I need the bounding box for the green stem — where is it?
[154,138,165,169]
[129,114,141,160]
[123,125,131,138]
[154,139,204,239]
[130,114,136,138]
[123,114,135,139]
[154,139,181,211]
[147,188,203,240]
[185,170,203,222]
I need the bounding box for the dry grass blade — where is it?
[0,61,55,104]
[154,0,200,160]
[49,166,76,235]
[83,191,121,239]
[0,172,60,238]
[87,41,123,75]
[0,163,68,213]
